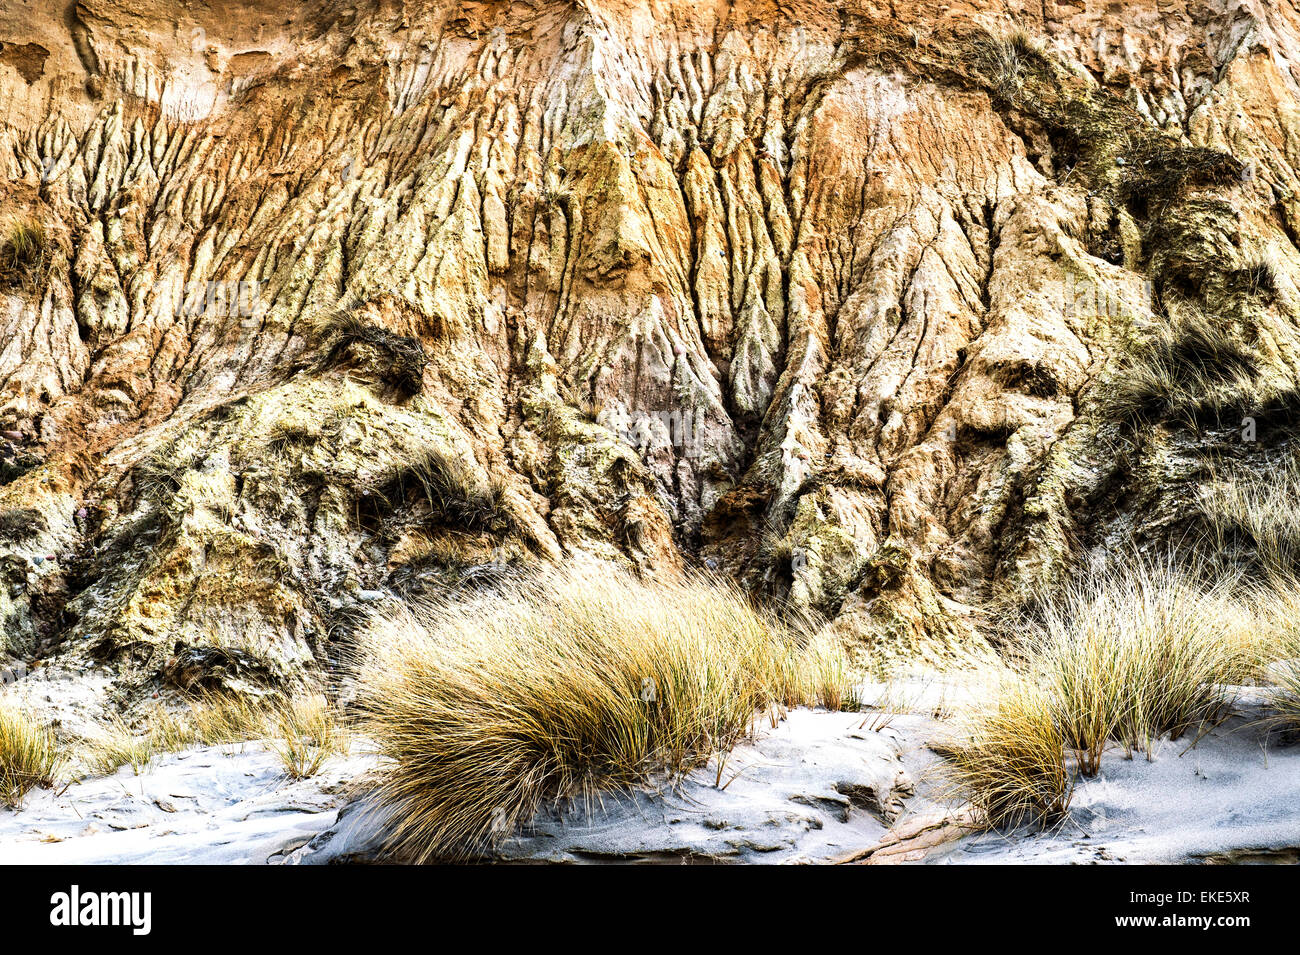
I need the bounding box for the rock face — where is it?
[2,1,1300,698]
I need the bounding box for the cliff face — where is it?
[2,0,1299,699]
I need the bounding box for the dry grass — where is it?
[1199,455,1300,576]
[268,694,350,779]
[1246,578,1300,734]
[355,562,854,861]
[0,704,64,808]
[0,507,47,544]
[1102,307,1263,426]
[1268,651,1300,734]
[83,719,163,777]
[314,311,426,398]
[946,557,1256,828]
[80,693,346,780]
[1031,561,1253,766]
[361,447,510,536]
[0,217,48,289]
[944,678,1072,829]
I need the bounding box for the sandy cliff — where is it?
[2,0,1299,705]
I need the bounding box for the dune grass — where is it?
[944,678,1073,829]
[1199,454,1300,577]
[946,557,1257,828]
[1269,654,1300,734]
[268,694,350,780]
[1246,578,1300,734]
[354,563,854,861]
[80,693,347,780]
[0,704,64,808]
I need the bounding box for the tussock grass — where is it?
[1030,561,1252,766]
[0,704,64,808]
[969,29,1048,109]
[80,694,346,780]
[0,506,47,543]
[1247,579,1300,734]
[0,217,48,289]
[944,678,1072,829]
[1199,455,1300,576]
[314,311,426,398]
[362,447,509,535]
[1268,651,1300,734]
[269,694,349,779]
[946,557,1255,828]
[355,563,854,861]
[1102,307,1263,426]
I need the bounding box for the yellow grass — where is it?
[0,704,64,808]
[1199,455,1300,576]
[943,677,1072,829]
[1248,577,1300,732]
[269,694,350,780]
[355,562,854,861]
[80,693,346,780]
[946,556,1257,827]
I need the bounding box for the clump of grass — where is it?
[947,557,1255,828]
[0,507,47,543]
[1199,455,1300,576]
[185,693,273,745]
[944,678,1073,828]
[264,420,320,457]
[80,697,265,776]
[269,694,349,779]
[0,217,48,289]
[83,717,167,776]
[355,563,852,861]
[0,704,64,808]
[968,29,1048,109]
[314,311,426,398]
[1267,649,1300,735]
[1101,307,1263,425]
[362,447,510,535]
[80,693,345,779]
[1032,561,1251,766]
[132,445,187,506]
[1245,578,1300,734]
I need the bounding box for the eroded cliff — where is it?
[2,0,1299,706]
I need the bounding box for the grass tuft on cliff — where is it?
[362,446,511,535]
[946,557,1255,828]
[314,311,427,398]
[0,217,48,289]
[1101,306,1266,426]
[355,563,853,861]
[0,704,64,808]
[1199,455,1300,576]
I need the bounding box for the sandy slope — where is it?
[2,695,1296,864]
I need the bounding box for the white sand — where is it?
[2,691,1296,864]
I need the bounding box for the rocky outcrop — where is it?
[2,1,1300,700]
